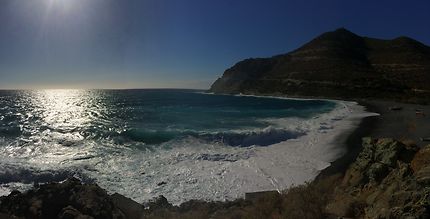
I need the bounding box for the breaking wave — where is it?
[118,126,305,147]
[0,90,375,204]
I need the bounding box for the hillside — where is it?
[209,28,430,103]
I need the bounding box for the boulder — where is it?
[111,193,145,219]
[373,138,402,167]
[342,138,406,186]
[411,145,430,173]
[145,195,172,210]
[415,166,430,184]
[0,178,125,219]
[58,206,92,219]
[367,162,389,182]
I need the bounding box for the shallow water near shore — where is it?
[0,89,372,204]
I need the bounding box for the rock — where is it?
[342,138,406,186]
[157,181,167,186]
[8,191,21,196]
[389,106,403,111]
[373,138,403,166]
[0,178,125,219]
[28,199,43,217]
[328,138,430,219]
[0,213,21,219]
[111,193,144,219]
[411,145,430,173]
[368,163,389,182]
[245,191,279,203]
[58,206,92,219]
[421,138,430,142]
[145,195,172,210]
[415,166,430,184]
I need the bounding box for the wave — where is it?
[0,126,22,137]
[0,163,93,185]
[1,123,308,149]
[196,127,305,147]
[120,129,178,145]
[117,126,305,147]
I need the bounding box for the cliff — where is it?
[209,28,430,103]
[326,138,430,218]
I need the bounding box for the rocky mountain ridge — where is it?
[210,28,430,103]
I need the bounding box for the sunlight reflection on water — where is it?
[0,90,114,163]
[0,90,340,204]
[32,90,92,129]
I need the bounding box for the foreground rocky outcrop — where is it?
[209,28,430,103]
[326,138,430,218]
[1,138,429,218]
[0,178,127,219]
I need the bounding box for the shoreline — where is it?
[1,96,428,198]
[0,95,378,204]
[209,92,382,184]
[219,92,430,181]
[0,95,375,205]
[318,99,430,179]
[2,97,429,218]
[316,103,379,180]
[206,92,384,182]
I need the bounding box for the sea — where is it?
[0,89,370,204]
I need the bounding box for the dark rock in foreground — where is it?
[326,138,430,218]
[0,178,126,219]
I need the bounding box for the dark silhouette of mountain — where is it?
[209,28,430,103]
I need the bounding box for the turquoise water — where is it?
[0,89,337,202]
[0,89,335,148]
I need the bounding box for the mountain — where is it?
[209,28,430,103]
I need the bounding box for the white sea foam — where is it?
[0,99,378,205]
[90,100,377,204]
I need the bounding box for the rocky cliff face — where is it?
[210,28,430,103]
[326,138,430,218]
[0,178,127,219]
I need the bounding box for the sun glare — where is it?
[32,90,91,130]
[47,0,77,12]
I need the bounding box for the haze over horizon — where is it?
[1,0,430,89]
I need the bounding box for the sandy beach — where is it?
[318,100,430,179]
[361,100,430,147]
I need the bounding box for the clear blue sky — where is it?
[1,0,429,89]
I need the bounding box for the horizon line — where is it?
[0,88,208,91]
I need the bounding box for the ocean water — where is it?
[0,89,366,204]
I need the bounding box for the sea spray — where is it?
[0,89,374,204]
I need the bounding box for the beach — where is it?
[318,100,430,179]
[1,98,429,218]
[360,100,430,147]
[0,90,370,204]
[2,91,425,203]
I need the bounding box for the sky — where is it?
[0,0,429,89]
